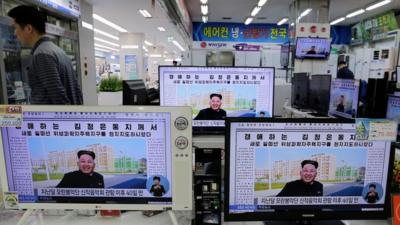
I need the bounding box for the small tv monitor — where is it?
[123,80,148,105]
[291,73,309,109]
[159,66,275,134]
[225,118,393,222]
[295,37,331,59]
[365,78,389,118]
[328,79,360,119]
[387,95,400,120]
[0,105,193,210]
[309,75,332,115]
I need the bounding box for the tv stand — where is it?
[264,220,346,225]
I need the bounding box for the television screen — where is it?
[0,105,193,210]
[387,95,400,120]
[295,37,331,59]
[291,73,309,109]
[328,79,360,119]
[309,75,331,115]
[122,80,148,105]
[159,66,274,133]
[225,118,393,222]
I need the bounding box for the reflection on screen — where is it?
[227,120,391,217]
[1,111,172,205]
[328,79,360,119]
[159,66,275,129]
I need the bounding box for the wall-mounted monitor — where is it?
[225,118,393,223]
[328,79,360,119]
[0,105,193,210]
[295,37,331,60]
[387,95,400,121]
[159,66,275,134]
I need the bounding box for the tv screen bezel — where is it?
[224,117,394,221]
[295,37,332,60]
[158,65,275,135]
[0,105,193,211]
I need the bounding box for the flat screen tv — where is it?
[122,80,148,105]
[328,79,360,119]
[309,75,331,116]
[225,118,393,223]
[0,105,193,210]
[291,73,309,109]
[159,66,275,134]
[295,37,331,60]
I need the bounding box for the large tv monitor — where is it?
[0,105,192,210]
[309,75,331,116]
[291,73,309,109]
[365,78,389,118]
[159,66,275,134]
[328,79,360,119]
[225,118,393,223]
[295,37,331,60]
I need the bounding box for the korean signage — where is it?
[35,0,80,17]
[192,22,288,43]
[363,11,398,41]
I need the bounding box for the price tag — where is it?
[0,105,22,127]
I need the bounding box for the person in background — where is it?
[277,160,323,196]
[194,93,227,120]
[336,95,345,112]
[8,5,83,104]
[150,176,166,197]
[337,61,354,79]
[365,184,379,203]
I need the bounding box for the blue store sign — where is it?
[193,22,288,43]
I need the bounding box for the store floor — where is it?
[0,209,393,225]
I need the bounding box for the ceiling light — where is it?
[200,0,208,3]
[143,46,148,52]
[95,47,111,53]
[257,0,268,7]
[165,58,174,62]
[174,58,182,62]
[94,37,119,47]
[93,28,119,40]
[139,9,152,18]
[300,8,312,17]
[201,4,208,15]
[172,40,185,51]
[164,51,168,54]
[144,40,153,46]
[202,15,208,23]
[366,0,391,11]
[110,55,116,59]
[346,9,365,18]
[277,18,288,26]
[93,14,128,33]
[149,54,162,58]
[251,6,262,17]
[158,26,166,31]
[94,43,119,52]
[81,21,93,30]
[244,17,254,25]
[330,17,346,25]
[121,45,139,49]
[290,23,295,26]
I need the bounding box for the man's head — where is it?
[153,176,161,185]
[300,160,318,184]
[338,61,347,69]
[310,46,316,50]
[7,5,46,47]
[209,93,222,111]
[259,111,265,117]
[172,60,178,66]
[77,150,96,175]
[369,183,376,192]
[340,95,345,103]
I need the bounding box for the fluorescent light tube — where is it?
[82,21,93,30]
[94,37,119,47]
[245,17,253,25]
[258,0,268,7]
[366,0,391,11]
[251,6,262,17]
[201,4,208,15]
[172,40,185,51]
[330,17,346,25]
[93,28,119,40]
[346,9,365,18]
[93,14,128,32]
[277,18,288,26]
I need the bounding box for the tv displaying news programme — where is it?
[159,66,274,129]
[225,119,392,221]
[328,79,360,119]
[295,37,331,59]
[1,111,173,204]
